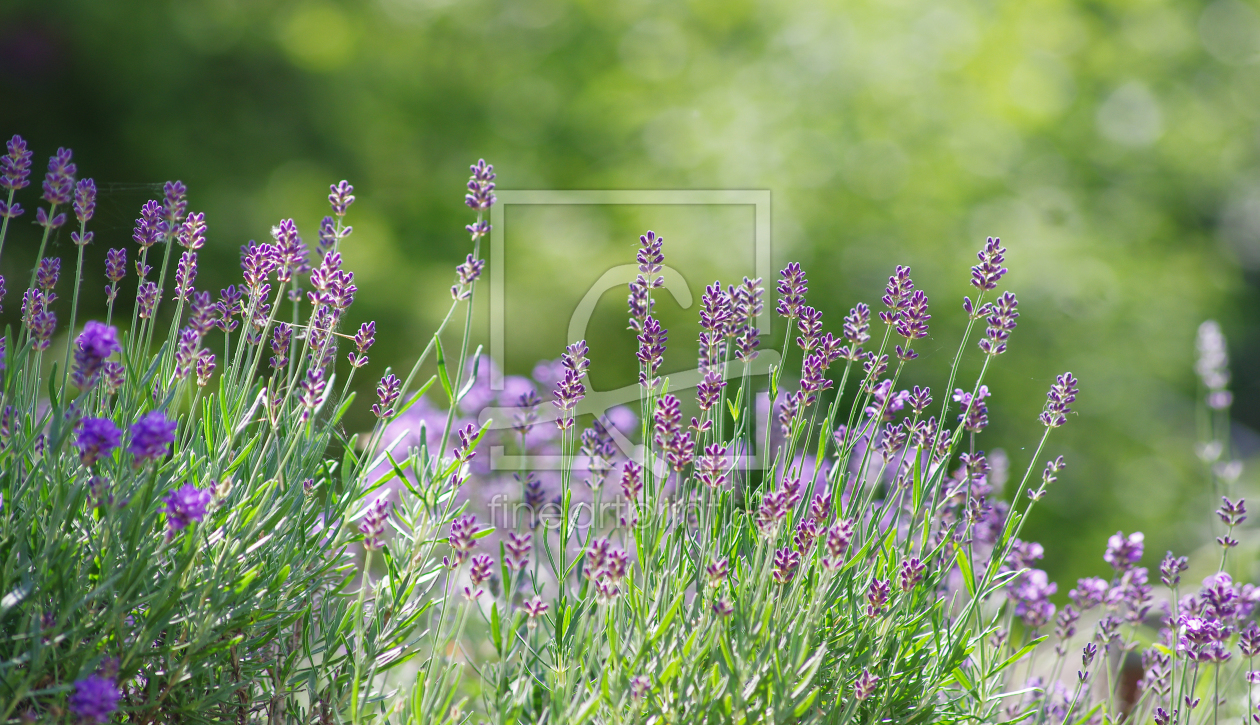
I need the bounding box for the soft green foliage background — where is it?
[3,0,1259,593]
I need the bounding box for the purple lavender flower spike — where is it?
[163,180,187,223]
[30,310,56,351]
[772,546,801,584]
[971,237,1008,291]
[866,578,891,617]
[373,373,401,419]
[74,178,96,224]
[36,258,59,292]
[73,321,121,388]
[68,674,121,723]
[178,211,206,250]
[174,251,197,301]
[1040,372,1079,428]
[898,558,926,592]
[979,291,1018,355]
[346,321,374,368]
[636,316,667,389]
[838,303,871,361]
[241,241,278,292]
[464,161,495,211]
[272,218,309,283]
[854,670,880,701]
[136,282,160,319]
[796,305,823,352]
[1103,531,1144,571]
[76,418,121,466]
[128,411,177,462]
[896,289,930,345]
[195,350,215,387]
[1196,320,1232,409]
[359,496,390,550]
[300,366,325,420]
[162,482,211,536]
[879,265,914,326]
[448,514,480,564]
[451,254,485,300]
[103,361,125,393]
[172,328,200,380]
[776,262,807,319]
[41,147,75,205]
[132,200,168,249]
[465,553,494,600]
[697,369,726,412]
[505,531,531,570]
[798,352,833,406]
[0,135,33,192]
[1160,552,1189,587]
[329,180,356,216]
[188,292,218,337]
[105,248,127,283]
[0,199,22,219]
[953,386,990,433]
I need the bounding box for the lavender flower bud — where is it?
[879,265,914,326]
[794,518,819,553]
[448,514,480,564]
[136,282,160,319]
[0,198,22,219]
[174,251,197,301]
[953,386,990,433]
[523,596,548,628]
[1103,531,1144,571]
[132,200,168,249]
[1039,372,1079,428]
[35,205,67,229]
[163,180,187,223]
[329,180,356,216]
[73,178,96,223]
[630,676,651,700]
[318,215,337,252]
[907,386,932,416]
[776,262,807,319]
[1241,622,1260,657]
[464,162,495,211]
[36,257,59,292]
[971,237,1008,291]
[1218,496,1247,527]
[1196,320,1232,409]
[854,670,880,701]
[1082,642,1098,668]
[72,321,121,388]
[68,674,121,724]
[898,558,926,592]
[0,135,33,191]
[195,350,215,387]
[619,460,643,500]
[865,578,891,617]
[696,369,726,412]
[178,211,206,250]
[772,546,801,584]
[979,291,1018,355]
[76,418,121,466]
[105,248,127,284]
[358,496,390,550]
[705,557,729,586]
[512,389,541,435]
[896,289,930,341]
[299,367,325,420]
[162,483,211,537]
[796,305,823,352]
[373,373,401,419]
[30,310,56,351]
[505,531,532,570]
[270,323,292,369]
[712,598,735,617]
[129,411,176,462]
[696,444,730,489]
[1160,552,1189,588]
[636,316,667,389]
[466,553,494,599]
[41,147,75,205]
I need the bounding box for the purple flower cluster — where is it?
[162,483,212,536]
[174,251,197,301]
[72,321,122,389]
[1196,320,1232,410]
[76,418,121,466]
[505,531,531,570]
[128,411,177,462]
[330,180,356,217]
[628,230,665,331]
[978,292,1018,356]
[68,674,121,723]
[373,373,401,419]
[74,177,96,225]
[163,180,187,223]
[178,211,206,250]
[1039,372,1078,428]
[37,257,59,292]
[552,341,589,429]
[448,514,481,565]
[971,237,1008,291]
[464,161,495,211]
[1,135,33,193]
[584,537,629,602]
[358,496,390,550]
[132,199,168,249]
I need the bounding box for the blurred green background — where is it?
[3,0,1259,592]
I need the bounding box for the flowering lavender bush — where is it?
[0,131,1252,725]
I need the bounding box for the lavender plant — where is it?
[3,133,1251,725]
